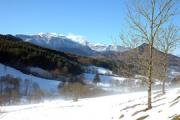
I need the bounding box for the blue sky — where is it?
[0,0,179,55]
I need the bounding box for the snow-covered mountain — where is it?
[16,33,94,56]
[16,33,128,56]
[89,43,129,52]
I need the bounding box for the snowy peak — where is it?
[37,32,59,38]
[89,44,129,52]
[17,33,89,46]
[66,33,89,46]
[36,32,89,46]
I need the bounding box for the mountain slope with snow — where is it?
[16,33,129,56]
[0,64,60,94]
[89,44,129,52]
[16,33,95,56]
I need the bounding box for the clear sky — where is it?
[0,0,179,55]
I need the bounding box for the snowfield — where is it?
[0,64,180,119]
[1,88,180,120]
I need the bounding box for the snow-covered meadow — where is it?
[0,64,180,120]
[0,88,180,120]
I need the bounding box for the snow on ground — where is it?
[83,73,127,87]
[28,67,48,75]
[28,67,52,77]
[0,64,60,93]
[86,66,113,75]
[83,66,126,85]
[1,88,180,120]
[83,73,126,83]
[96,66,113,75]
[0,63,128,94]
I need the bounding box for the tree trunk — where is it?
[147,43,153,109]
[162,65,167,94]
[162,54,168,94]
[162,79,165,94]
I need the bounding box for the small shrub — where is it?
[172,115,180,120]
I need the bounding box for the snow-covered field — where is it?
[1,64,180,119]
[1,88,180,120]
[0,63,129,93]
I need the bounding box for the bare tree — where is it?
[155,24,180,94]
[0,75,20,104]
[122,0,178,109]
[24,79,32,96]
[58,75,89,101]
[28,82,44,103]
[59,82,88,101]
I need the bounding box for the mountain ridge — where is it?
[16,33,128,56]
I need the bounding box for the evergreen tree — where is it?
[93,73,100,84]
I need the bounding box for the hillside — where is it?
[0,34,83,78]
[1,88,180,120]
[119,43,180,68]
[105,43,180,77]
[0,35,131,79]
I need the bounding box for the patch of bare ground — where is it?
[119,114,124,119]
[158,110,162,113]
[132,108,149,116]
[170,114,180,120]
[120,103,142,111]
[127,99,135,103]
[136,115,149,120]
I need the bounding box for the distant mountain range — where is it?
[0,34,123,80]
[0,33,179,80]
[16,33,129,56]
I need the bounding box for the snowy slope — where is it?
[85,66,113,74]
[0,64,60,93]
[0,63,128,93]
[83,66,163,91]
[1,88,180,120]
[84,66,128,89]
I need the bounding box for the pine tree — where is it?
[93,73,100,84]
